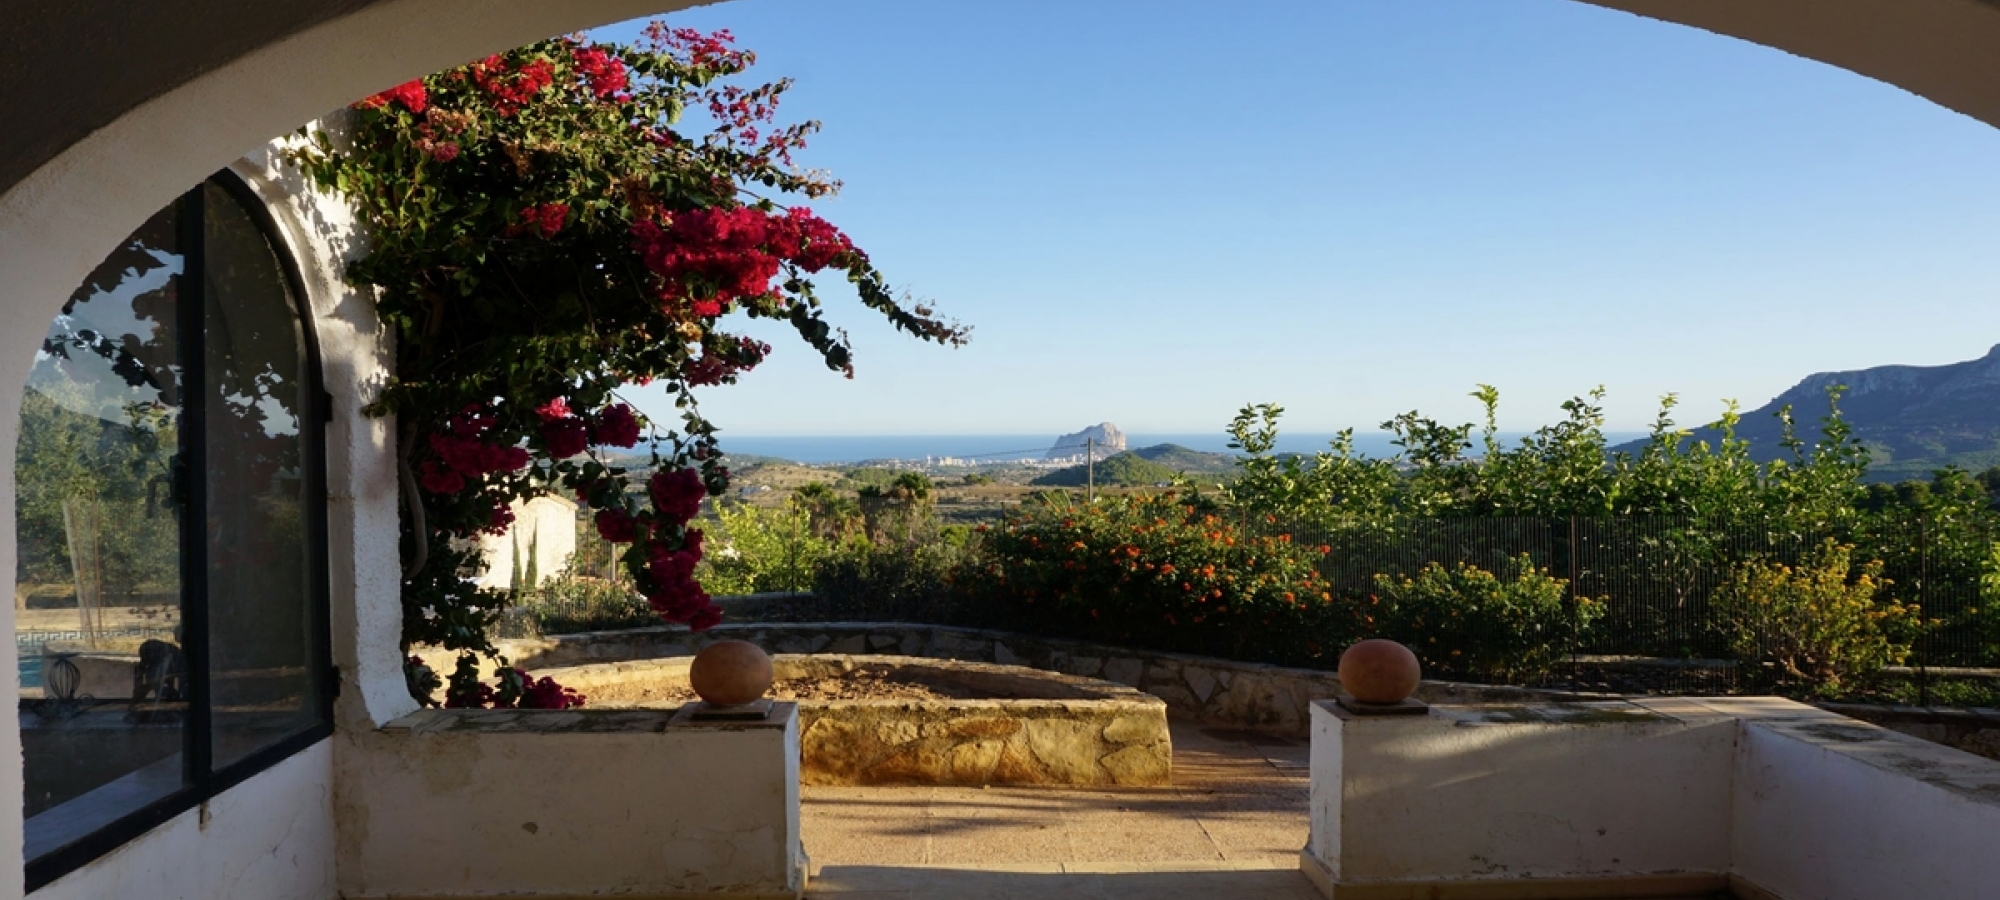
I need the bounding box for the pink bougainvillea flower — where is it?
[535,397,572,421]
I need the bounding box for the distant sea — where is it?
[712,432,1649,465]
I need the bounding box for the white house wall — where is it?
[0,6,702,891]
[475,496,581,592]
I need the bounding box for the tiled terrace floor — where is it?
[802,724,1320,898]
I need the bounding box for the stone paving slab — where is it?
[802,723,1310,882]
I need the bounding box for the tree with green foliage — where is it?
[793,482,864,541]
[698,498,829,595]
[1370,554,1601,681]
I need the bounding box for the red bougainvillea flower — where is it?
[594,509,637,543]
[686,605,724,632]
[471,55,556,116]
[646,541,701,585]
[429,141,460,163]
[646,578,715,625]
[518,673,586,709]
[648,467,707,523]
[646,25,747,70]
[539,416,588,458]
[517,203,570,239]
[427,432,529,482]
[482,499,517,536]
[771,207,855,273]
[590,404,642,448]
[571,45,629,99]
[356,79,428,113]
[443,680,496,708]
[418,462,465,495]
[630,206,858,318]
[631,207,781,312]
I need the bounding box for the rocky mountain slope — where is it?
[1046,422,1126,460]
[1621,345,2000,480]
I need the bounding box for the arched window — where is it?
[15,172,333,891]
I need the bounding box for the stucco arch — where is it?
[3,0,2000,890]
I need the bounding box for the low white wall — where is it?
[1305,698,1736,896]
[1731,708,2000,900]
[34,740,336,900]
[335,706,805,899]
[1307,697,2000,900]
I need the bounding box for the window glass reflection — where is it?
[201,182,322,767]
[17,175,331,873]
[16,203,187,860]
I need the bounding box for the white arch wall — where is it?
[0,3,706,893]
[1583,0,2000,131]
[227,139,410,734]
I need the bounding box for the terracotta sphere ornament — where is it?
[689,640,775,707]
[1338,639,1421,704]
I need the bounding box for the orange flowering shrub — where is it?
[1712,540,1917,692]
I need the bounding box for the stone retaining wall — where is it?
[540,654,1173,786]
[497,622,1581,738]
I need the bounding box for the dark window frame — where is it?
[25,170,335,893]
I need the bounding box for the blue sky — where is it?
[597,0,2000,438]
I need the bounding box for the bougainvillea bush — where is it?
[962,493,1360,666]
[293,26,963,706]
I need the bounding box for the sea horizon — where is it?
[705,431,1652,465]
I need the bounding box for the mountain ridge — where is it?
[1616,344,2000,480]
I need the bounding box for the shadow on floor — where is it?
[806,864,1321,899]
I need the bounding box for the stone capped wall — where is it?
[542,654,1173,787]
[496,622,1580,738]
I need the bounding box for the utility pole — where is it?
[1086,437,1096,503]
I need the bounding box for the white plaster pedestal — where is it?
[335,703,806,899]
[1301,697,1737,900]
